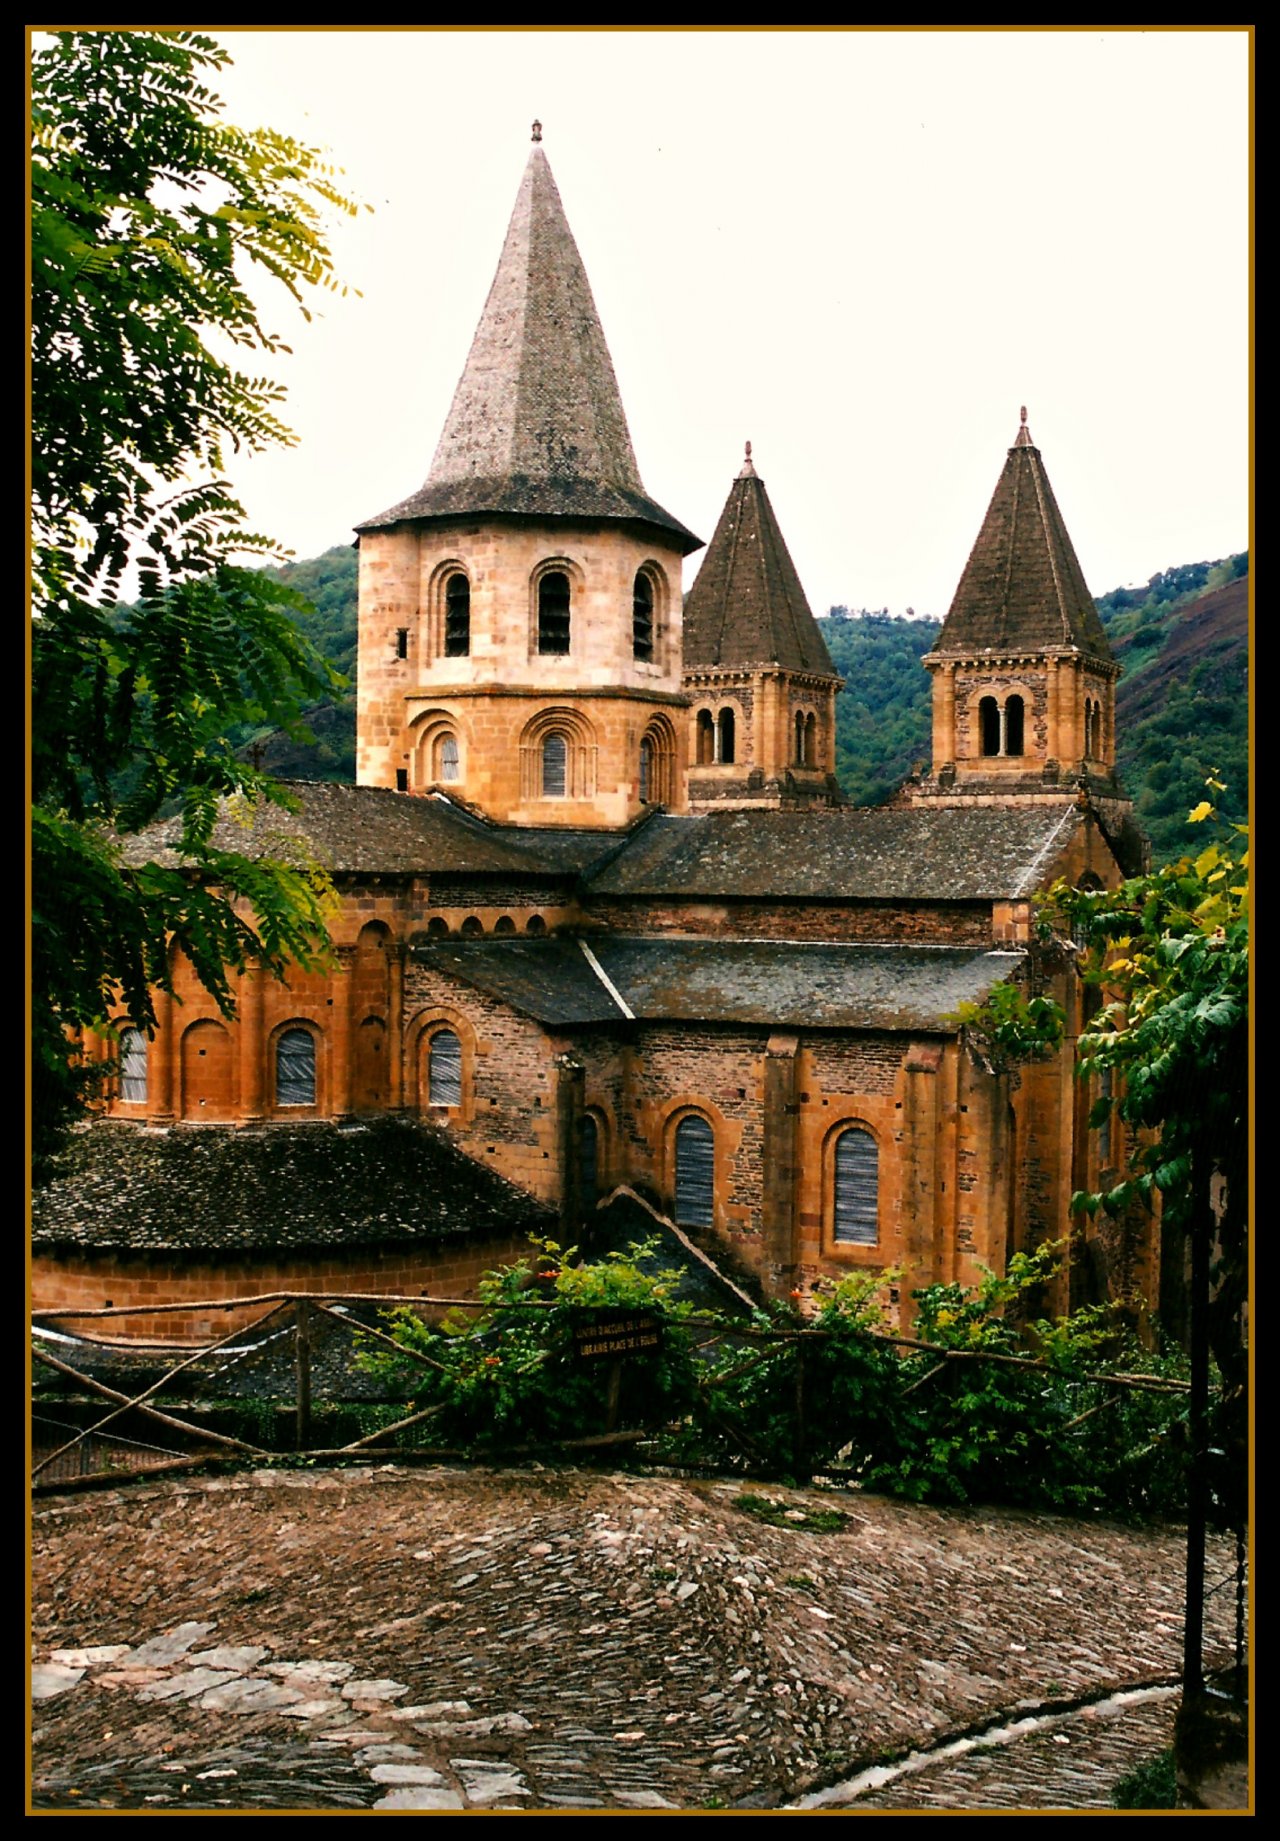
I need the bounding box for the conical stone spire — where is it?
[359,135,698,550]
[683,446,836,674]
[932,411,1112,658]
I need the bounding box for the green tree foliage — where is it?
[820,610,940,806]
[31,29,362,1169]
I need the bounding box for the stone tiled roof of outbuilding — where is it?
[31,1118,554,1255]
[682,447,837,675]
[412,934,1022,1031]
[356,138,700,555]
[929,411,1113,660]
[116,783,630,881]
[588,804,1083,902]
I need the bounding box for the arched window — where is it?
[696,709,715,766]
[1005,695,1025,757]
[639,737,653,803]
[429,1029,463,1107]
[120,1027,147,1103]
[434,733,460,782]
[794,710,806,765]
[427,916,450,937]
[538,571,571,655]
[717,707,736,765]
[979,696,1000,757]
[542,731,568,797]
[804,712,817,768]
[674,1115,715,1228]
[494,915,516,935]
[581,1112,599,1209]
[460,915,483,936]
[833,1126,878,1245]
[444,573,471,657]
[276,1028,316,1108]
[633,572,654,662]
[525,913,547,936]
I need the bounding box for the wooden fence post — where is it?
[295,1300,312,1452]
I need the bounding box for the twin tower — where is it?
[355,130,1122,832]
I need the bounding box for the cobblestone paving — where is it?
[30,1465,1238,1812]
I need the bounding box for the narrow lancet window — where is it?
[542,731,568,797]
[444,574,471,657]
[120,1028,147,1103]
[675,1115,715,1227]
[277,1029,316,1108]
[538,571,571,655]
[833,1126,878,1245]
[633,572,654,661]
[429,1029,463,1106]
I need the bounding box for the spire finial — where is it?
[1014,404,1034,448]
[1021,404,1027,424]
[531,119,542,143]
[738,439,757,479]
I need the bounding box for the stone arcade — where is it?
[33,130,1154,1336]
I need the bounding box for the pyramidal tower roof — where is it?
[931,409,1112,658]
[359,126,700,552]
[682,444,837,675]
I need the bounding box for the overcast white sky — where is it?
[195,28,1247,618]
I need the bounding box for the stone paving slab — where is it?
[29,1464,1244,1812]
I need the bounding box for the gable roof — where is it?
[587,804,1084,902]
[682,446,837,675]
[357,138,699,553]
[929,411,1113,660]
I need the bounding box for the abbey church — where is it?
[33,131,1157,1335]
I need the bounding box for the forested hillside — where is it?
[241,545,1247,865]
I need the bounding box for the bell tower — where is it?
[913,410,1129,826]
[354,125,702,827]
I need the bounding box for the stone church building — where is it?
[34,132,1156,1337]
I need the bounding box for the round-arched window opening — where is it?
[435,733,461,782]
[120,1027,147,1103]
[1005,695,1025,757]
[526,914,547,936]
[633,572,654,662]
[494,915,516,935]
[804,711,817,768]
[538,571,571,656]
[542,731,568,797]
[428,1029,463,1107]
[717,707,736,766]
[696,709,715,766]
[674,1115,715,1227]
[426,916,450,938]
[460,915,483,937]
[794,710,806,765]
[979,696,1000,757]
[276,1028,317,1108]
[833,1126,878,1245]
[444,573,471,657]
[639,737,653,803]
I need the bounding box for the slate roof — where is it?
[682,447,837,675]
[357,139,700,554]
[116,783,629,881]
[32,1117,554,1256]
[929,411,1113,660]
[413,934,1023,1031]
[587,804,1083,902]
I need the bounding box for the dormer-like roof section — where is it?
[682,445,837,675]
[930,410,1113,660]
[358,133,700,554]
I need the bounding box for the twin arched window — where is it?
[276,1028,317,1107]
[794,710,818,768]
[833,1126,878,1245]
[978,694,1025,759]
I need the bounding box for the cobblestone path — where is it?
[30,1465,1237,1812]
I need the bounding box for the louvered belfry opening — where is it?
[538,571,571,655]
[633,571,654,661]
[276,1029,316,1108]
[429,1029,463,1107]
[674,1115,715,1227]
[444,573,471,657]
[833,1126,878,1244]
